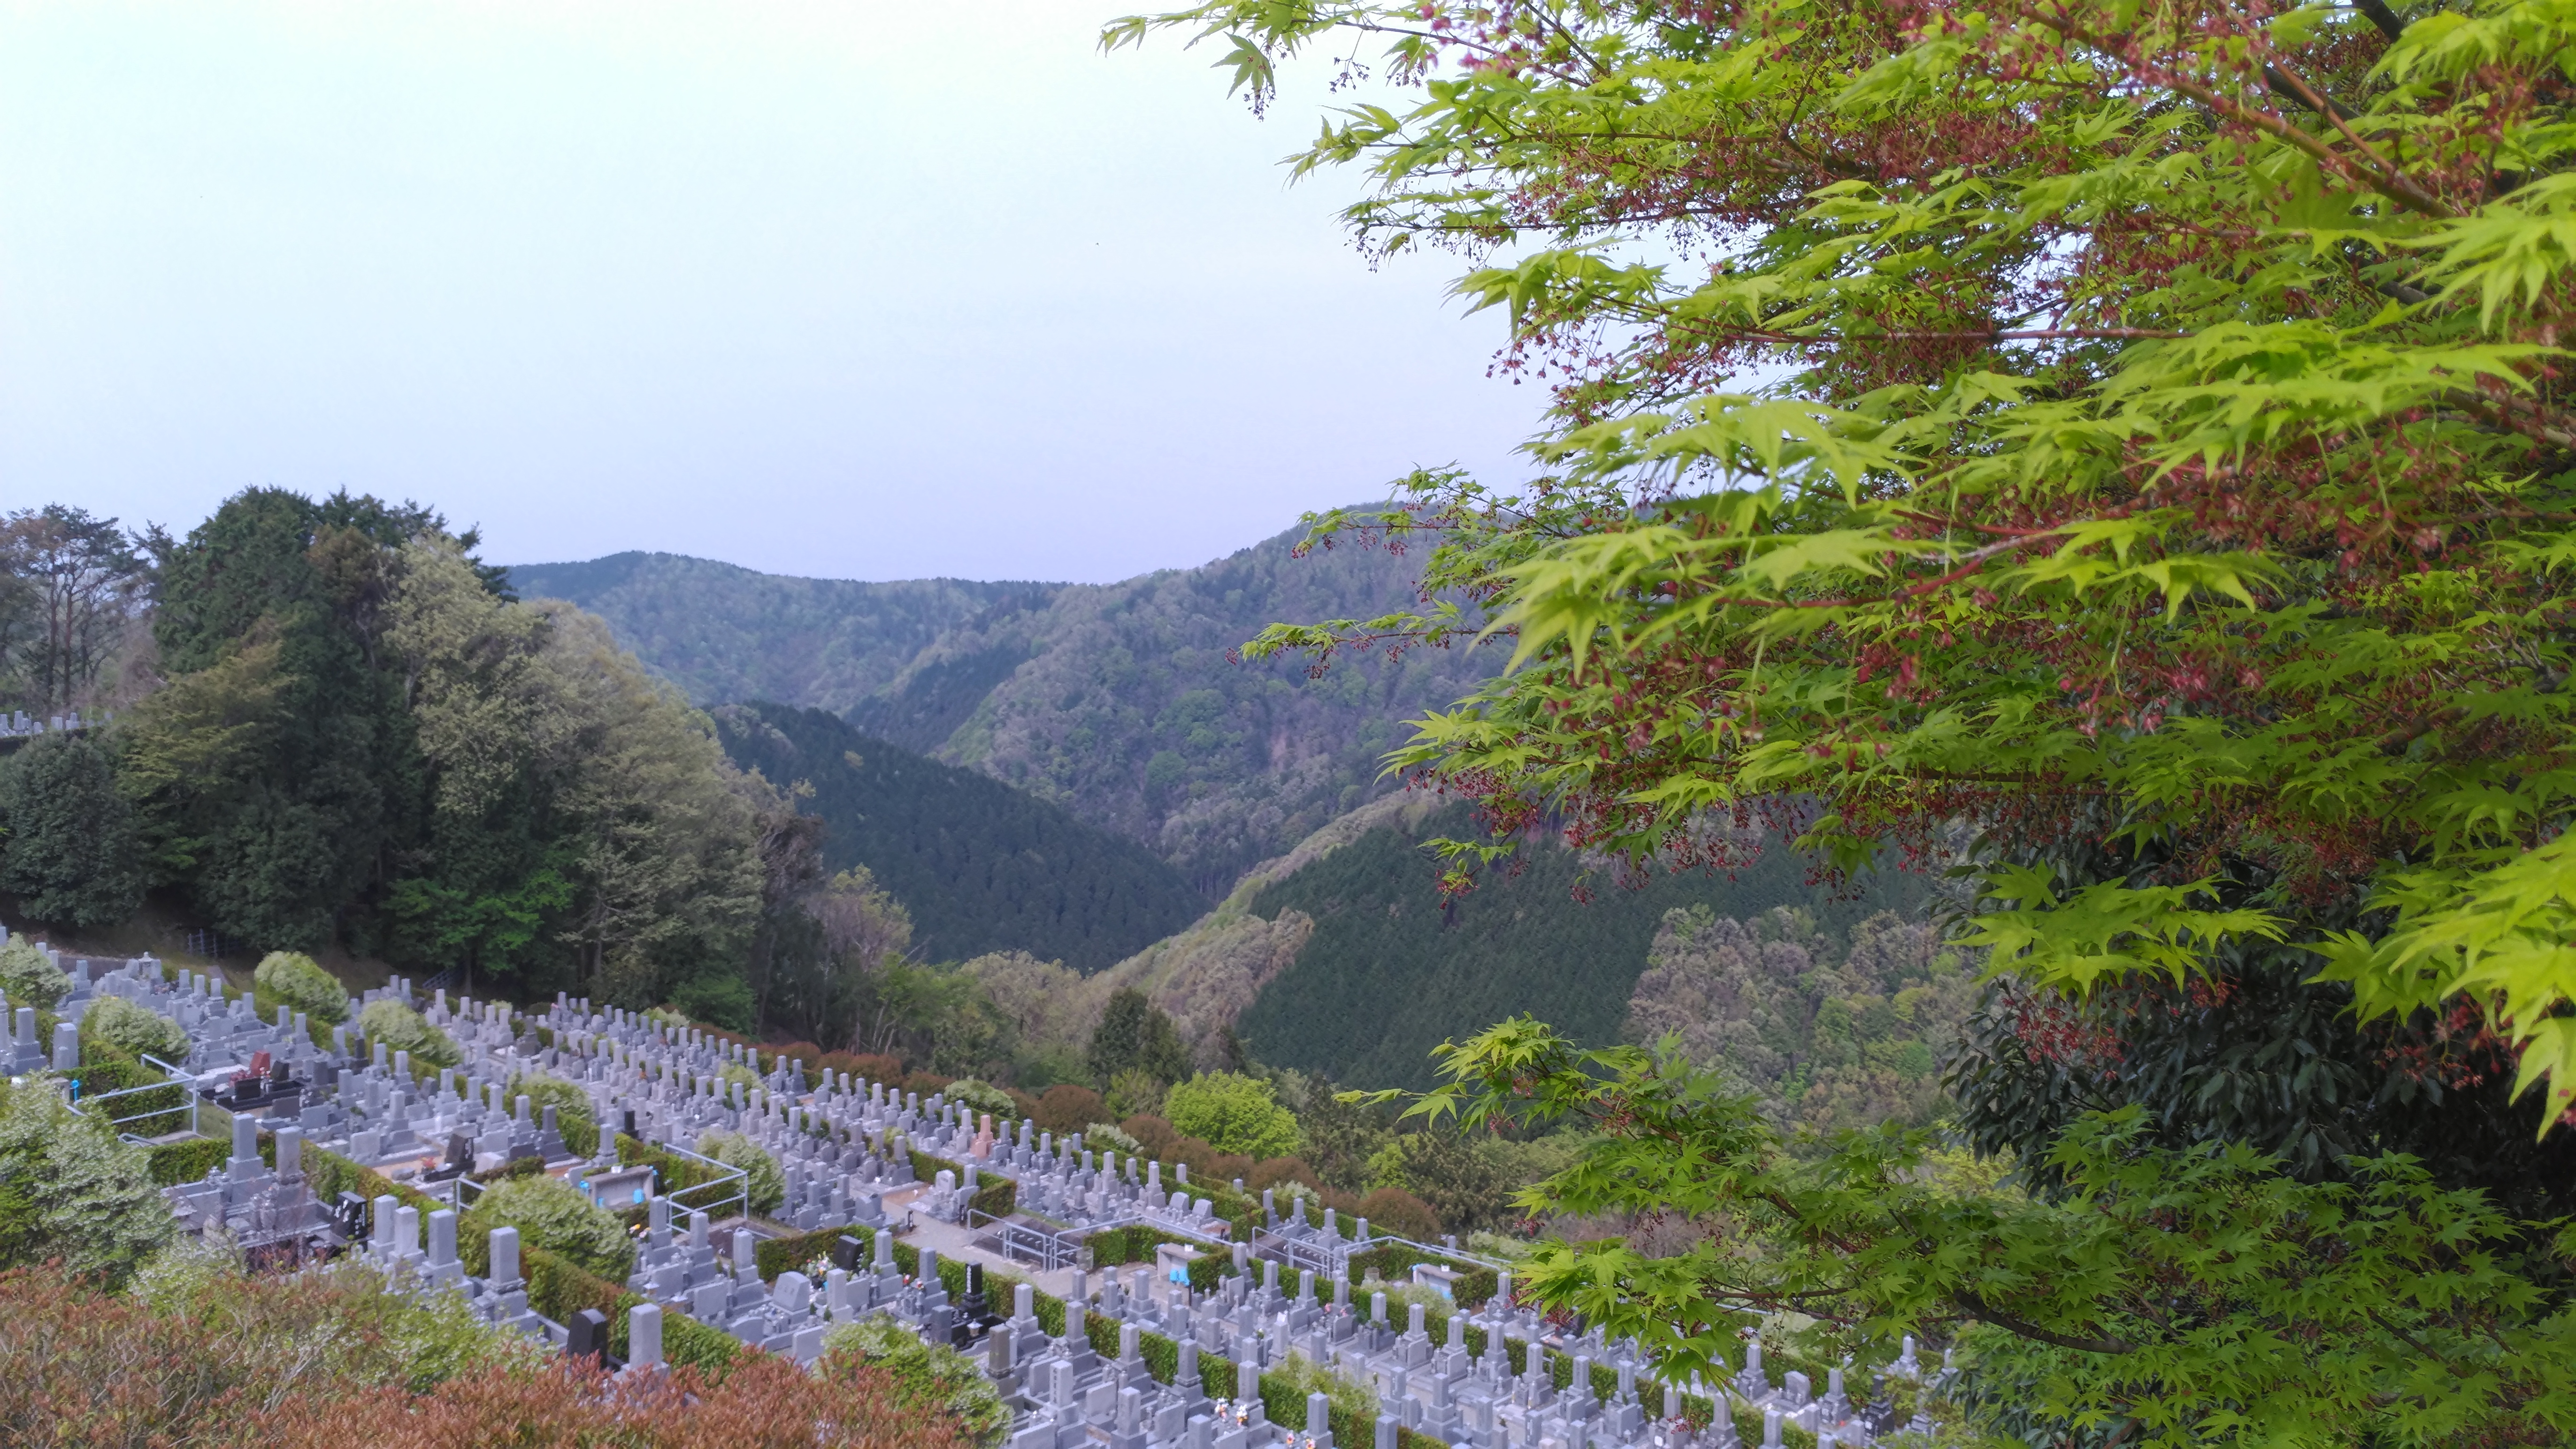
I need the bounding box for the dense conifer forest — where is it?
[712,702,1205,973]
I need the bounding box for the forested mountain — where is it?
[1233,805,1930,1091]
[509,520,1502,892]
[505,553,1047,717]
[712,702,1204,973]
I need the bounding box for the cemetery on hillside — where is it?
[4,936,1965,1449]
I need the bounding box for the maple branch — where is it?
[2022,5,2454,220]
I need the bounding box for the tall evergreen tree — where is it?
[134,488,441,950]
[0,732,143,928]
[1088,986,1191,1087]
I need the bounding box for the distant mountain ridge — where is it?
[506,553,1055,715]
[507,520,1501,890]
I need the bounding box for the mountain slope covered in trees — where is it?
[712,702,1205,973]
[509,520,1502,892]
[505,553,1048,718]
[1234,806,1930,1091]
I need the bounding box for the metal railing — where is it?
[69,1053,198,1141]
[975,1211,1101,1273]
[641,1138,751,1224]
[1250,1220,1507,1288]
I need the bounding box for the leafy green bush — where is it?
[0,1077,176,1286]
[81,996,191,1065]
[356,999,460,1069]
[504,1070,594,1130]
[0,935,70,1012]
[696,1130,784,1215]
[1165,1072,1300,1160]
[1084,1122,1144,1156]
[943,1077,1015,1119]
[716,1060,760,1094]
[1266,1350,1376,1426]
[251,950,348,1025]
[459,1173,634,1281]
[822,1313,1009,1448]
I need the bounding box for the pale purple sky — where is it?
[0,0,1545,582]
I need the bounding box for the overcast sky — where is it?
[0,0,1544,583]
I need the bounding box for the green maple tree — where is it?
[1112,0,2576,1439]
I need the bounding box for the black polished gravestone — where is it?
[567,1308,624,1371]
[423,1132,473,1184]
[832,1234,865,1272]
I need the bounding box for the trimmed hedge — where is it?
[1346,1243,1499,1309]
[56,1058,190,1138]
[754,1226,855,1281]
[146,1136,229,1185]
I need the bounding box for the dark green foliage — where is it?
[0,504,148,715]
[1083,1223,1201,1269]
[135,488,444,950]
[145,1137,229,1186]
[1089,988,1191,1085]
[714,702,1204,971]
[0,732,144,927]
[669,972,756,1033]
[850,638,1038,750]
[1949,864,2576,1220]
[1239,807,1924,1090]
[1291,1083,1395,1195]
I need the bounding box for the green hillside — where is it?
[506,520,1505,891]
[506,553,1050,715]
[713,702,1207,973]
[1235,806,1927,1091]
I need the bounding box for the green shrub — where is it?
[81,996,192,1065]
[943,1077,1016,1119]
[696,1129,784,1214]
[459,1173,634,1281]
[356,999,460,1069]
[0,1077,176,1285]
[0,935,70,1012]
[504,1070,594,1130]
[1085,1121,1144,1156]
[1164,1072,1301,1160]
[716,1061,760,1094]
[823,1314,1010,1448]
[251,951,348,1024]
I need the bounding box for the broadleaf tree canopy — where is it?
[1114,0,2576,1122]
[1113,0,2576,1440]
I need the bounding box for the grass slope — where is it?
[714,703,1206,973]
[1236,807,1927,1091]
